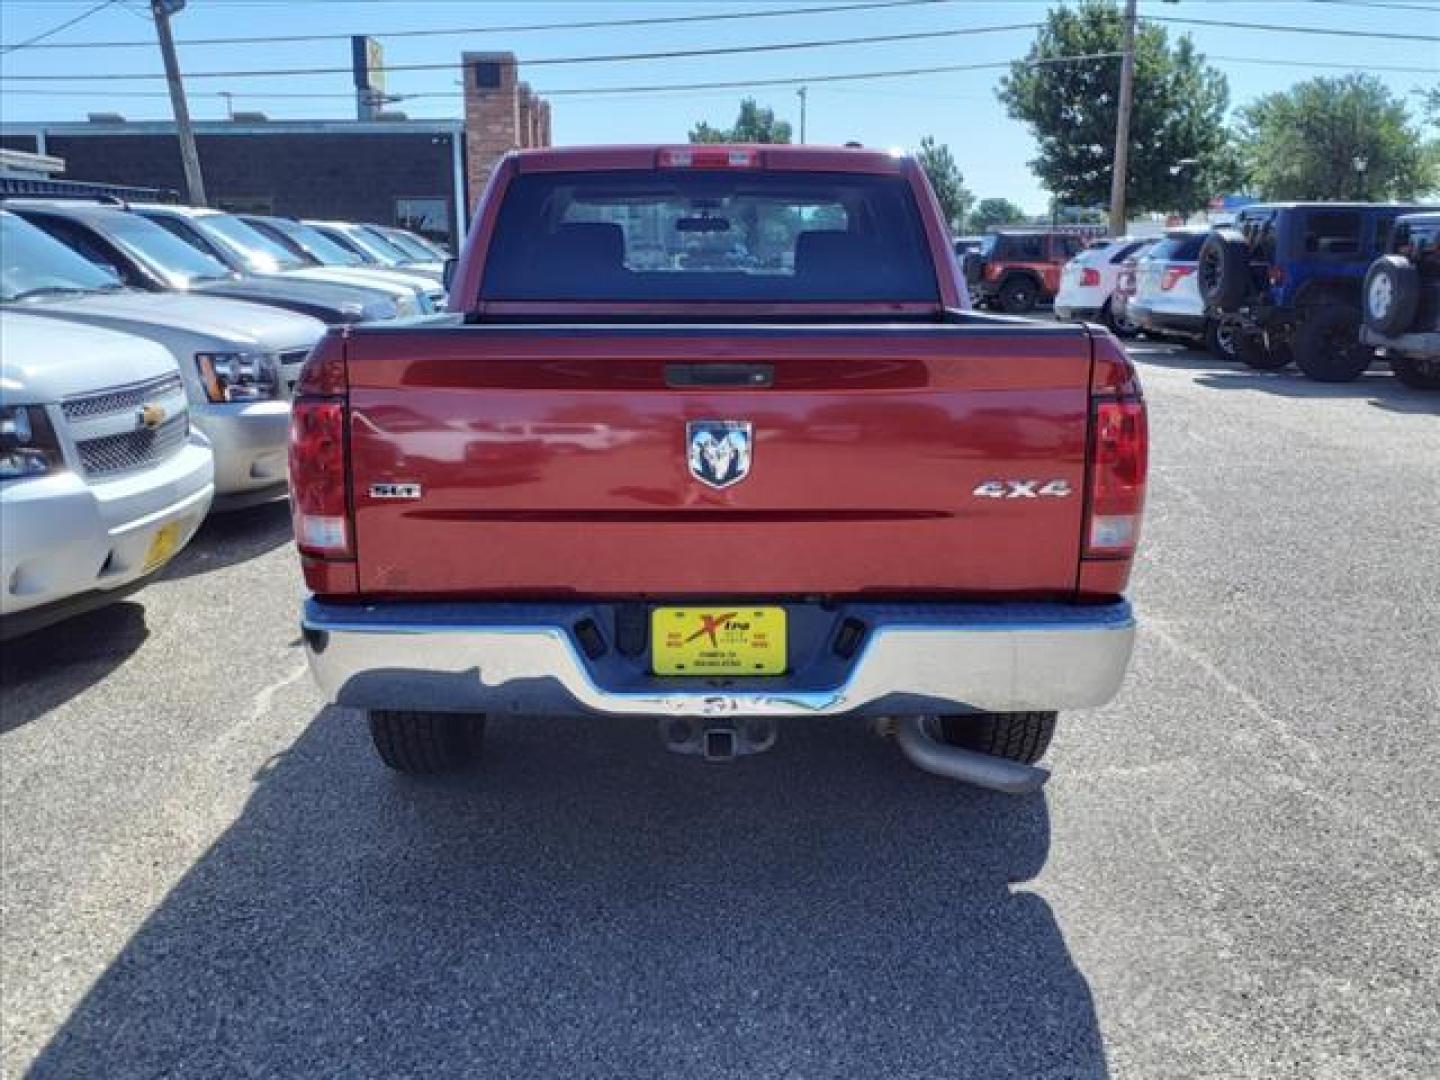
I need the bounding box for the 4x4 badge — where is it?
[972,479,1073,499]
[687,421,752,489]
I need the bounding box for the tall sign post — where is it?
[151,0,206,206]
[353,36,387,120]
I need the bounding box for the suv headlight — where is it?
[196,352,280,403]
[0,405,63,480]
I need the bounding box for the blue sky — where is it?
[2,0,1437,213]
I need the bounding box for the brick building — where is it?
[0,51,551,250]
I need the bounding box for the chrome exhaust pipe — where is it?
[893,717,1049,794]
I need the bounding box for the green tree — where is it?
[915,136,974,231]
[971,198,1028,231]
[689,98,793,144]
[997,0,1231,215]
[1238,74,1432,200]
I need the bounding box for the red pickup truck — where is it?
[291,145,1146,793]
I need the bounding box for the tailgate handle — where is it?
[666,363,773,389]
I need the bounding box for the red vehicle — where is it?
[965,229,1090,314]
[291,145,1146,793]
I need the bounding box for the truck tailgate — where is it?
[344,324,1094,598]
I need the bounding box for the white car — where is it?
[1,311,214,640]
[1054,236,1158,337]
[130,204,430,318]
[2,211,325,508]
[1130,230,1238,360]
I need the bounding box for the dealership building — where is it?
[0,51,550,249]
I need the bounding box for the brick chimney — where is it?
[462,52,552,204]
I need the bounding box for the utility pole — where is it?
[1107,0,1138,237]
[797,86,807,144]
[151,0,206,206]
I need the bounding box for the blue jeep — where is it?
[1198,202,1434,382]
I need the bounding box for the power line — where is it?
[0,0,119,55]
[1150,14,1439,41]
[1,48,1434,106]
[0,21,1045,82]
[0,0,960,51]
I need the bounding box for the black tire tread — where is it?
[1390,354,1440,390]
[937,711,1057,765]
[1294,304,1371,383]
[369,710,485,774]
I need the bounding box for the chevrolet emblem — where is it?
[137,403,166,430]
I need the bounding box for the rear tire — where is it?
[1205,317,1239,361]
[1294,305,1371,383]
[1234,330,1292,370]
[999,277,1039,314]
[935,711,1057,765]
[1390,354,1440,390]
[1104,300,1140,338]
[368,710,486,774]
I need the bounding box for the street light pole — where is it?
[797,86,808,144]
[1107,0,1138,237]
[151,0,206,206]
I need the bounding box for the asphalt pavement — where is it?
[3,338,1437,1079]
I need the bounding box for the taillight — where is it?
[1160,265,1195,291]
[1086,339,1147,560]
[657,147,759,168]
[289,333,351,559]
[290,399,351,558]
[1080,267,1102,287]
[1086,400,1148,557]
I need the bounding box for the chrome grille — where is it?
[77,414,189,477]
[62,372,185,422]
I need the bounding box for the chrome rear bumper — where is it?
[303,599,1136,718]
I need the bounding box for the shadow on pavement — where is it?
[162,500,293,581]
[1132,350,1438,412]
[0,602,149,734]
[30,712,1107,1079]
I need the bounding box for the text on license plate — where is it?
[651,607,787,676]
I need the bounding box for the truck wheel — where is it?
[1197,228,1252,312]
[1294,305,1372,383]
[998,277,1038,314]
[1363,256,1420,336]
[1391,354,1440,390]
[368,710,486,774]
[936,712,1056,765]
[1234,330,1292,370]
[1205,317,1239,361]
[1104,300,1140,338]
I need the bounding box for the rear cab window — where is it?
[482,170,939,303]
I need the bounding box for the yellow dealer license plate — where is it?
[652,607,787,676]
[142,522,183,573]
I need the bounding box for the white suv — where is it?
[1054,236,1157,337]
[1,311,213,640]
[1130,230,1239,360]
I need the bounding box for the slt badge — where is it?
[687,421,752,489]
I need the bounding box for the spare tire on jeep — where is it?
[1363,255,1421,336]
[1198,228,1252,312]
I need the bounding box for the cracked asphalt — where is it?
[2,338,1437,1078]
